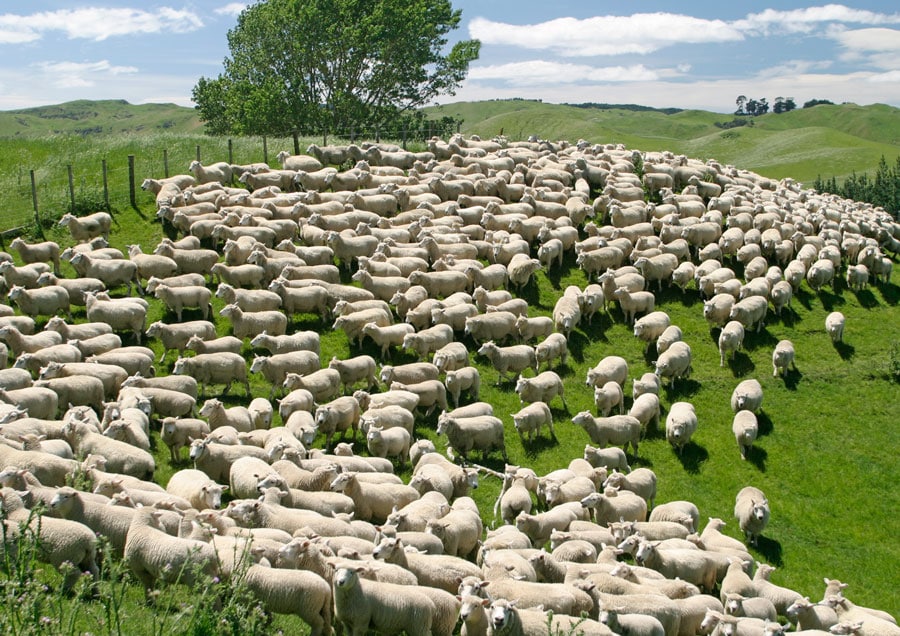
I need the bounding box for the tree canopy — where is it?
[193,0,480,136]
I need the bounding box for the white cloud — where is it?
[754,59,833,79]
[734,4,900,36]
[468,61,665,86]
[0,7,203,43]
[469,14,743,56]
[34,60,139,89]
[868,70,900,83]
[215,3,249,17]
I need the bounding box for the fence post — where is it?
[163,149,169,178]
[67,165,76,213]
[128,155,137,209]
[293,131,300,155]
[228,139,234,165]
[30,169,44,238]
[402,123,408,150]
[102,159,110,211]
[196,146,201,162]
[375,125,380,143]
[262,136,268,164]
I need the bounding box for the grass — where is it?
[1,129,899,632]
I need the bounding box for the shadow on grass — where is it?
[745,444,767,472]
[743,328,778,351]
[662,378,702,401]
[674,441,709,474]
[521,433,559,460]
[567,330,593,364]
[756,411,774,437]
[517,278,541,308]
[818,288,844,311]
[782,366,803,391]
[834,340,855,360]
[878,281,898,306]
[728,351,755,377]
[771,306,799,327]
[755,535,783,567]
[853,289,880,309]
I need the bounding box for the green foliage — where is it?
[813,154,900,216]
[192,0,480,137]
[715,118,754,130]
[565,103,684,115]
[890,341,900,382]
[803,99,835,108]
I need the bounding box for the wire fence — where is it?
[0,119,462,239]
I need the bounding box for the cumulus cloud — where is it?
[734,4,900,36]
[468,61,667,86]
[0,7,203,43]
[469,14,743,56]
[35,60,138,89]
[215,3,249,17]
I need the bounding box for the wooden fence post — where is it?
[228,139,233,165]
[30,169,44,238]
[67,165,76,213]
[262,136,268,165]
[402,123,408,150]
[163,149,169,178]
[293,131,300,155]
[196,145,201,162]
[128,155,137,209]
[102,159,110,211]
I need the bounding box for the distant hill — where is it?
[0,99,203,137]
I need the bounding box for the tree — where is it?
[735,95,747,116]
[192,0,480,136]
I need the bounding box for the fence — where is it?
[0,121,461,238]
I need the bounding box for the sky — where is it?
[0,2,898,113]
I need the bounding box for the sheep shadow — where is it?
[754,535,783,567]
[756,411,774,437]
[745,444,768,472]
[728,352,755,377]
[662,378,702,400]
[834,340,855,360]
[771,306,799,327]
[794,287,814,310]
[742,328,778,351]
[878,281,898,305]
[817,289,844,311]
[853,289,879,309]
[780,367,803,391]
[516,279,541,308]
[674,441,708,474]
[520,434,559,459]
[566,330,592,364]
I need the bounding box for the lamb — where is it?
[332,566,434,636]
[165,468,228,510]
[85,292,147,344]
[361,322,415,358]
[190,437,269,483]
[511,401,554,441]
[250,330,320,356]
[821,595,899,636]
[635,539,718,593]
[535,332,569,369]
[734,486,770,546]
[655,341,693,387]
[665,401,698,454]
[487,598,610,636]
[477,341,537,384]
[515,371,565,408]
[199,398,255,433]
[751,563,803,616]
[172,353,251,397]
[220,303,288,339]
[445,366,481,407]
[146,320,217,362]
[49,486,135,556]
[786,597,839,631]
[69,253,141,296]
[58,212,112,242]
[403,324,456,361]
[7,285,70,320]
[152,284,211,322]
[250,351,320,398]
[34,375,105,415]
[333,307,393,345]
[329,472,419,524]
[160,417,210,462]
[390,380,449,415]
[0,324,63,356]
[36,272,106,306]
[731,379,763,413]
[124,506,218,597]
[732,411,759,460]
[614,287,656,324]
[366,425,410,466]
[9,238,62,275]
[120,372,199,400]
[43,316,112,341]
[437,414,508,462]
[719,321,746,366]
[63,419,154,478]
[724,594,778,622]
[772,340,796,378]
[571,411,641,458]
[825,312,845,344]
[413,452,480,499]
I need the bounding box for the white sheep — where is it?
[146,320,216,362]
[665,401,698,454]
[571,411,641,458]
[719,320,746,366]
[220,303,288,339]
[372,536,482,595]
[751,563,804,617]
[511,401,554,442]
[601,607,666,636]
[634,538,718,593]
[49,486,134,556]
[362,322,415,358]
[734,486,770,546]
[58,212,112,242]
[7,285,71,320]
[329,355,378,393]
[173,352,251,397]
[165,468,228,510]
[160,417,210,462]
[189,437,268,483]
[330,472,419,524]
[445,366,481,408]
[655,341,693,387]
[251,351,320,398]
[199,398,255,433]
[593,380,624,417]
[515,370,566,407]
[772,340,796,378]
[477,341,537,384]
[283,369,342,403]
[84,292,147,344]
[366,425,411,466]
[437,414,508,462]
[62,419,154,478]
[332,566,434,636]
[245,564,333,636]
[731,379,763,413]
[732,411,759,460]
[464,311,519,345]
[825,311,845,344]
[535,332,569,369]
[628,392,661,435]
[250,330,320,355]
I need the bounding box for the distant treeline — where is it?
[814,155,900,217]
[566,103,683,115]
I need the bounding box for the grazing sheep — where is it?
[330,472,419,524]
[8,285,71,320]
[515,371,566,407]
[160,417,210,462]
[85,292,147,344]
[734,486,770,546]
[315,396,361,449]
[511,401,554,442]
[189,437,269,483]
[477,341,537,384]
[362,322,415,358]
[220,303,288,339]
[719,321,745,366]
[752,563,803,617]
[63,419,154,478]
[655,341,693,388]
[250,330,320,356]
[437,414,508,462]
[594,380,624,416]
[199,398,254,433]
[146,320,217,362]
[329,355,378,393]
[172,353,251,397]
[635,538,718,593]
[284,369,342,403]
[535,332,569,369]
[772,340,796,378]
[372,536,482,595]
[572,411,641,458]
[825,312,845,344]
[58,212,112,242]
[251,351,321,398]
[445,366,481,408]
[464,311,519,345]
[152,284,211,322]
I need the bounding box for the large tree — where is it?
[193,0,479,136]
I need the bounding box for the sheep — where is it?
[84,292,147,344]
[366,425,411,466]
[772,340,796,378]
[120,372,198,400]
[731,379,763,413]
[390,379,449,415]
[333,307,393,345]
[183,334,243,357]
[655,341,693,387]
[572,411,641,457]
[242,564,333,636]
[153,242,220,279]
[172,352,251,397]
[329,355,378,393]
[585,355,628,389]
[43,315,112,342]
[614,287,656,324]
[69,252,141,296]
[604,468,658,509]
[594,380,625,416]
[159,417,210,462]
[7,285,71,320]
[315,396,362,448]
[734,486,770,546]
[821,595,899,636]
[250,330,320,356]
[665,401,698,454]
[361,322,415,358]
[732,411,759,460]
[719,321,746,366]
[220,303,288,339]
[464,311,519,345]
[724,594,778,622]
[49,486,135,556]
[786,597,839,631]
[402,324,456,361]
[477,341,537,384]
[751,564,803,617]
[199,398,255,433]
[165,469,228,510]
[414,452,480,499]
[601,607,666,636]
[634,539,718,593]
[514,371,566,408]
[151,284,212,322]
[511,401,554,441]
[329,472,419,524]
[9,238,62,275]
[581,488,648,525]
[284,369,342,403]
[34,375,105,415]
[216,282,282,313]
[487,598,610,636]
[436,414,508,462]
[146,320,217,362]
[189,437,268,483]
[825,312,845,344]
[250,351,320,398]
[372,536,482,595]
[36,272,106,307]
[188,159,233,184]
[58,212,112,242]
[628,392,661,435]
[0,324,63,356]
[445,366,481,408]
[332,566,434,636]
[535,332,569,369]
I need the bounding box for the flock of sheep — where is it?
[0,132,898,636]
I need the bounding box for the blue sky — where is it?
[0,2,898,112]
